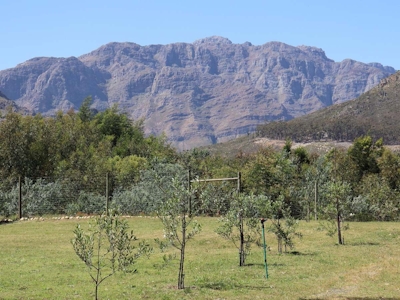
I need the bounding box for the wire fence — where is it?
[0,171,329,221]
[0,172,241,219]
[0,174,115,219]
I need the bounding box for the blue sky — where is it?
[1,0,399,71]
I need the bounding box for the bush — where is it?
[0,178,68,217]
[111,187,155,215]
[66,191,105,215]
[0,188,18,217]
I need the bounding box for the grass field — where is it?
[1,217,400,299]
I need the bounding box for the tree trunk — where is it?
[178,216,186,289]
[178,246,185,289]
[278,237,282,254]
[277,218,282,254]
[239,213,245,266]
[314,179,318,221]
[337,213,343,245]
[336,198,343,245]
[95,284,99,300]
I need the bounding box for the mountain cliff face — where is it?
[0,90,30,114]
[0,36,395,149]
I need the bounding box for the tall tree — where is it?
[78,96,94,123]
[347,136,383,182]
[377,147,400,190]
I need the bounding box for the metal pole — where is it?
[188,169,191,217]
[237,172,241,193]
[314,179,318,221]
[105,172,109,215]
[261,218,269,279]
[18,176,22,219]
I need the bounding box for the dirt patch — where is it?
[253,138,353,154]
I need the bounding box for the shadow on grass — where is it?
[245,262,285,267]
[288,251,317,256]
[0,219,13,225]
[245,263,265,267]
[199,281,270,291]
[199,282,234,290]
[346,241,380,246]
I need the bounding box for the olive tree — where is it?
[320,180,352,244]
[72,212,151,299]
[216,193,267,266]
[267,196,302,253]
[127,162,203,290]
[155,175,202,290]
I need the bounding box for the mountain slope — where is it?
[0,37,395,149]
[257,71,400,144]
[0,91,12,110]
[0,91,30,115]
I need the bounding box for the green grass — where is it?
[1,217,400,299]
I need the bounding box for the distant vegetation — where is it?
[1,95,400,228]
[0,96,177,182]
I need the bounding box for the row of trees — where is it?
[0,97,177,186]
[1,98,400,225]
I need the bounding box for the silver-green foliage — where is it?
[197,182,234,216]
[0,178,66,217]
[66,191,105,215]
[0,188,17,217]
[72,212,152,300]
[138,163,201,289]
[216,193,268,266]
[111,162,185,215]
[296,155,330,220]
[267,196,303,253]
[155,176,202,289]
[319,180,352,244]
[111,188,153,215]
[355,174,400,221]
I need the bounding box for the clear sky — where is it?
[1,0,399,71]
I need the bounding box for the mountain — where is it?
[0,91,13,112]
[0,90,30,115]
[0,90,9,102]
[257,71,400,144]
[0,36,395,149]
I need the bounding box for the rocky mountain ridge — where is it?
[0,36,395,149]
[256,71,400,145]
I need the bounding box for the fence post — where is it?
[18,176,22,219]
[314,179,318,221]
[261,218,269,278]
[188,169,191,217]
[105,172,109,215]
[237,171,241,193]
